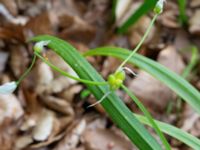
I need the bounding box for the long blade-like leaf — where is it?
[135,114,200,150]
[30,35,162,150]
[83,47,200,114]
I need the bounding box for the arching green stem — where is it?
[34,52,108,86]
[116,14,158,72]
[16,55,37,85]
[121,84,171,150]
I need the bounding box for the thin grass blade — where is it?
[135,114,200,150]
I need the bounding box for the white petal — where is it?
[34,40,51,53]
[0,81,17,94]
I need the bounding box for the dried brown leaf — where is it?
[190,0,200,7]
[15,135,33,150]
[54,119,86,150]
[48,76,75,93]
[0,51,8,73]
[116,2,141,27]
[158,1,179,28]
[30,133,64,149]
[59,15,95,44]
[82,128,134,150]
[40,95,74,116]
[59,85,82,103]
[157,46,185,74]
[189,9,200,35]
[181,104,200,137]
[0,0,17,16]
[129,46,185,111]
[0,25,25,42]
[9,45,29,77]
[36,62,54,94]
[128,16,155,47]
[32,109,55,141]
[0,3,28,25]
[0,94,23,124]
[25,12,53,35]
[115,0,132,22]
[84,115,107,130]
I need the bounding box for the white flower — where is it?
[34,40,50,53]
[154,0,166,14]
[0,81,17,94]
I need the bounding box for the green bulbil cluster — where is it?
[108,69,125,91]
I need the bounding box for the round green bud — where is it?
[154,6,162,14]
[108,75,116,87]
[107,70,125,91]
[114,70,125,81]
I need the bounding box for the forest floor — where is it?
[0,0,200,150]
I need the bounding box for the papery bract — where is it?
[0,81,17,94]
[34,40,50,53]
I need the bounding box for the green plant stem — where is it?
[116,14,158,72]
[16,55,36,85]
[34,52,108,86]
[121,84,171,150]
[182,46,198,78]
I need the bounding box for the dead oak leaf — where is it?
[128,46,185,112]
[82,128,134,150]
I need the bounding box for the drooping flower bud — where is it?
[154,0,165,14]
[33,40,50,53]
[0,81,17,94]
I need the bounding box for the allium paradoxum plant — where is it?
[0,0,165,95]
[0,1,171,149]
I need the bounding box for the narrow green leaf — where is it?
[117,0,157,33]
[84,46,200,114]
[182,46,199,78]
[112,0,118,21]
[178,0,188,25]
[30,35,162,150]
[135,114,200,150]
